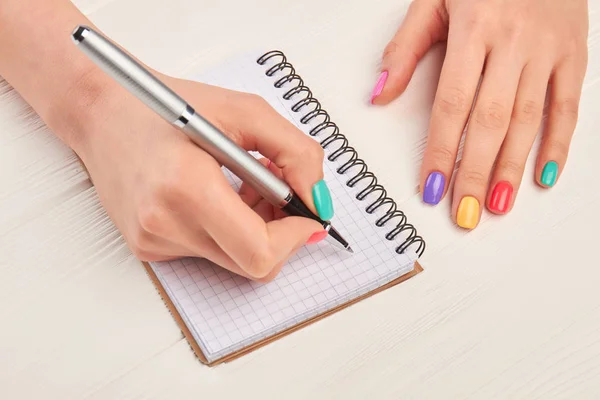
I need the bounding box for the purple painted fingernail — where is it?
[423,172,445,205]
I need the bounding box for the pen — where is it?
[71,25,353,253]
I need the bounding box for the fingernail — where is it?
[306,230,328,245]
[489,181,513,214]
[457,196,480,229]
[370,71,388,104]
[267,159,272,168]
[541,161,559,187]
[423,172,445,205]
[312,180,334,220]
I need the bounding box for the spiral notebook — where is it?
[144,50,426,365]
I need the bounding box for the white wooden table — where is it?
[2,0,600,398]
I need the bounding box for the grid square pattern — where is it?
[149,52,417,363]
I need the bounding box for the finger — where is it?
[371,0,448,104]
[232,95,333,221]
[128,230,196,262]
[252,242,306,283]
[238,158,282,208]
[486,63,551,215]
[420,26,487,207]
[171,221,299,283]
[452,47,523,229]
[173,147,323,280]
[176,231,263,280]
[239,158,286,221]
[535,58,586,188]
[137,203,261,280]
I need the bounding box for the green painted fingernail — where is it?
[312,180,334,220]
[541,161,559,187]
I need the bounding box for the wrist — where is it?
[46,64,173,163]
[43,65,123,157]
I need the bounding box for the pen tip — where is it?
[347,246,354,254]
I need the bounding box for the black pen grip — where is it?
[282,195,328,228]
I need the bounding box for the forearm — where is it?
[0,0,112,150]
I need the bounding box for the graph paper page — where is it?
[149,51,418,363]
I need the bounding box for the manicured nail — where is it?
[457,196,480,229]
[423,172,445,205]
[312,180,334,220]
[489,181,513,214]
[541,161,559,187]
[267,159,272,168]
[306,230,328,245]
[370,71,388,104]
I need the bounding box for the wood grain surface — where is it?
[1,0,599,398]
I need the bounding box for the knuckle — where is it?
[503,13,527,44]
[512,99,542,125]
[496,159,524,177]
[458,168,488,187]
[544,139,570,160]
[245,246,276,279]
[474,101,509,131]
[428,146,456,166]
[552,98,579,119]
[300,139,325,163]
[463,4,489,34]
[245,93,269,110]
[137,201,168,236]
[383,40,399,59]
[129,227,154,259]
[436,87,471,117]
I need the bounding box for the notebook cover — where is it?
[142,260,423,366]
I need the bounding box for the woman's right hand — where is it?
[65,72,332,282]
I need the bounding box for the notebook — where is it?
[144,50,426,365]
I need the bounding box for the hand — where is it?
[69,73,332,282]
[0,0,334,282]
[371,0,589,229]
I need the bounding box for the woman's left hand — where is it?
[371,0,589,229]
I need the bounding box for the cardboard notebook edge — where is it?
[142,260,423,366]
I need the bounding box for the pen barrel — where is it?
[183,113,292,206]
[72,26,187,124]
[72,25,292,206]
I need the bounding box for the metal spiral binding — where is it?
[257,50,425,257]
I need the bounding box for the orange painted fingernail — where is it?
[489,181,513,214]
[306,230,328,245]
[456,196,479,229]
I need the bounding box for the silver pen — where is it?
[71,25,352,253]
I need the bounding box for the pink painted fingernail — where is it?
[267,159,272,168]
[370,71,388,104]
[306,230,328,245]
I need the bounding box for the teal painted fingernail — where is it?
[312,180,334,220]
[541,161,559,187]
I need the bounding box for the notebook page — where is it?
[149,51,418,363]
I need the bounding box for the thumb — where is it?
[371,0,448,105]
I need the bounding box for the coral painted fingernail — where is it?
[312,180,334,220]
[370,71,388,104]
[423,172,445,205]
[307,230,328,245]
[489,181,513,214]
[457,196,480,229]
[541,161,559,187]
